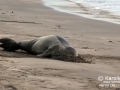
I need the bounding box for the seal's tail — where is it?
[0,37,19,51]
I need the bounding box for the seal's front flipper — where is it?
[37,45,60,58]
[0,37,19,51]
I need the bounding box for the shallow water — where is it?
[43,0,120,24]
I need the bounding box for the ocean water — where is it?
[43,0,120,24]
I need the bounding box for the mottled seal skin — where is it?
[0,35,77,59]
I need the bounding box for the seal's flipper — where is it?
[37,45,60,58]
[0,38,19,51]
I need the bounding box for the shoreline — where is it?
[43,0,120,25]
[0,0,120,90]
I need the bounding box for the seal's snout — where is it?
[66,47,77,56]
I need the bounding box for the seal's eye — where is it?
[46,54,52,58]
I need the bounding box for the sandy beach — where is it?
[0,0,120,90]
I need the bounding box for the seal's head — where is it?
[65,47,78,56]
[51,46,78,60]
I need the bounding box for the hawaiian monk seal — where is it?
[0,35,77,60]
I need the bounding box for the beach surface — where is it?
[0,0,120,90]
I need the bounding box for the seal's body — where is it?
[0,35,77,59]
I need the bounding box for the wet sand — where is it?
[0,0,120,90]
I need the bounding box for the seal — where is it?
[0,35,77,60]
